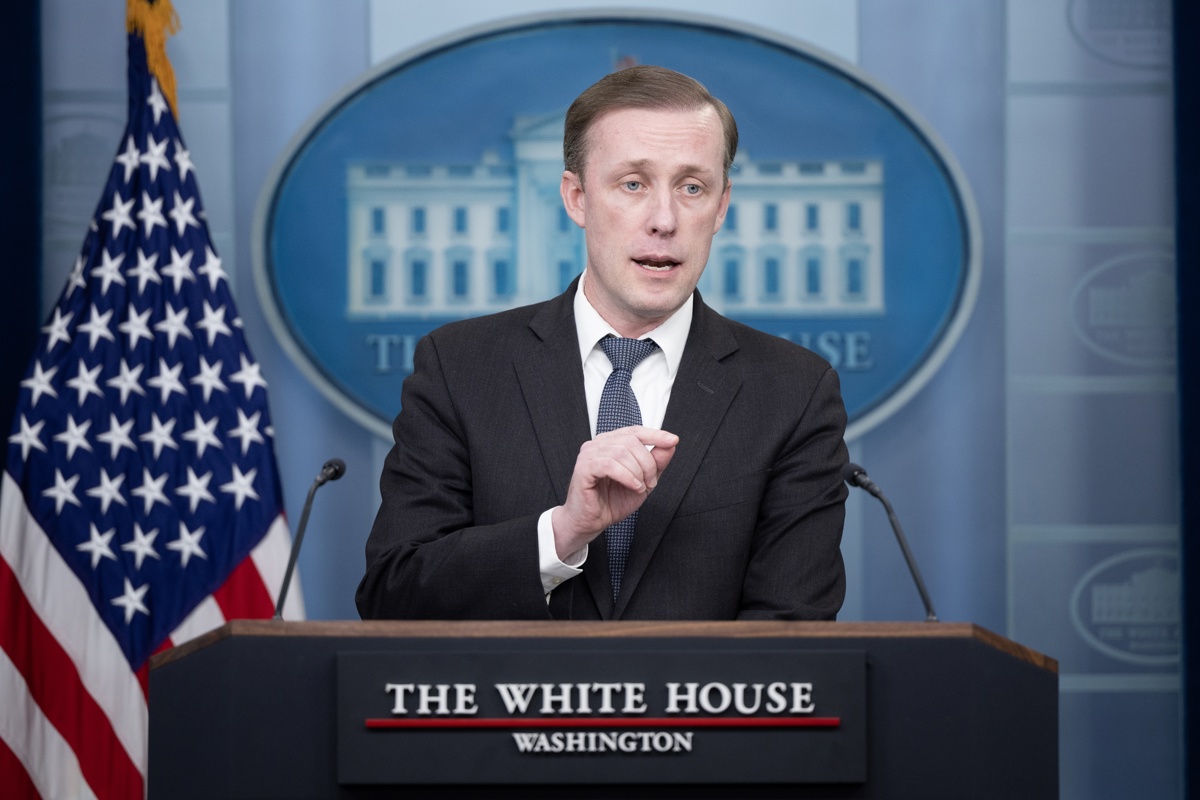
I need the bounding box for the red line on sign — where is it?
[365,716,840,730]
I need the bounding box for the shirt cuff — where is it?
[538,507,586,597]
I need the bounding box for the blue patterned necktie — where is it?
[596,335,660,600]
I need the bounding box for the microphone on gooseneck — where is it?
[842,463,938,622]
[274,458,347,620]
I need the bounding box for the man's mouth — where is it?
[635,258,679,271]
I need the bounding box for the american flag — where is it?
[0,12,299,800]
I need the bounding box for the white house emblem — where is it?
[255,13,979,441]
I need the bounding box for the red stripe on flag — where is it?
[0,557,144,800]
[212,556,276,620]
[0,735,41,800]
[137,638,174,700]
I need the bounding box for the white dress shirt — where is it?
[537,272,693,596]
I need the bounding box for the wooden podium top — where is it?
[151,619,1057,673]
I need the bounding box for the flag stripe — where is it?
[167,594,225,646]
[0,647,100,800]
[0,478,147,772]
[0,735,41,800]
[213,548,277,620]
[251,514,305,619]
[0,557,142,800]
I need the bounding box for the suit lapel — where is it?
[513,286,591,507]
[614,296,742,618]
[513,284,615,618]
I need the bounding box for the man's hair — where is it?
[562,65,738,186]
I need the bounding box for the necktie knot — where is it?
[600,336,658,375]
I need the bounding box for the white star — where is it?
[131,468,170,516]
[127,248,162,294]
[168,190,199,237]
[52,415,94,461]
[182,411,222,457]
[77,523,117,569]
[147,358,186,404]
[100,191,136,237]
[139,133,172,182]
[175,468,215,513]
[139,413,179,460]
[219,464,260,510]
[65,360,104,406]
[90,248,127,296]
[173,138,195,182]
[228,408,265,455]
[196,301,232,346]
[115,135,141,183]
[20,361,59,406]
[106,359,147,405]
[111,578,150,624]
[67,255,88,294]
[85,469,127,514]
[76,305,116,351]
[190,357,227,402]
[154,304,193,349]
[147,78,169,124]
[42,469,82,514]
[229,354,268,399]
[118,305,155,349]
[168,521,208,568]
[197,246,227,291]
[122,522,161,569]
[96,413,137,459]
[161,246,195,293]
[42,307,73,350]
[136,191,167,237]
[8,415,47,461]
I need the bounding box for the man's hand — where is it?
[551,426,679,560]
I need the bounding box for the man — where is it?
[356,65,849,621]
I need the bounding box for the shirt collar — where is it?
[573,271,693,378]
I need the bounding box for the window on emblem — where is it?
[846,202,861,232]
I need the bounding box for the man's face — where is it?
[560,105,731,338]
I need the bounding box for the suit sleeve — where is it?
[736,364,849,621]
[355,333,553,620]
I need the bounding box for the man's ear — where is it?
[713,180,732,234]
[560,170,586,228]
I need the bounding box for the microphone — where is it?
[273,458,347,620]
[843,462,938,622]
[315,457,346,486]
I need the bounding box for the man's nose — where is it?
[646,189,678,235]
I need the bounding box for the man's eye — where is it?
[683,184,701,195]
[623,181,642,191]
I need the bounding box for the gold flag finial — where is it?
[126,0,181,118]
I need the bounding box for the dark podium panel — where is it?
[148,620,1058,799]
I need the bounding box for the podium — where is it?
[148,620,1057,798]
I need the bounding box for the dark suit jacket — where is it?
[356,283,849,621]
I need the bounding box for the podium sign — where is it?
[336,648,867,784]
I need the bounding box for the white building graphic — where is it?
[1087,267,1175,328]
[1091,565,1180,625]
[346,113,884,320]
